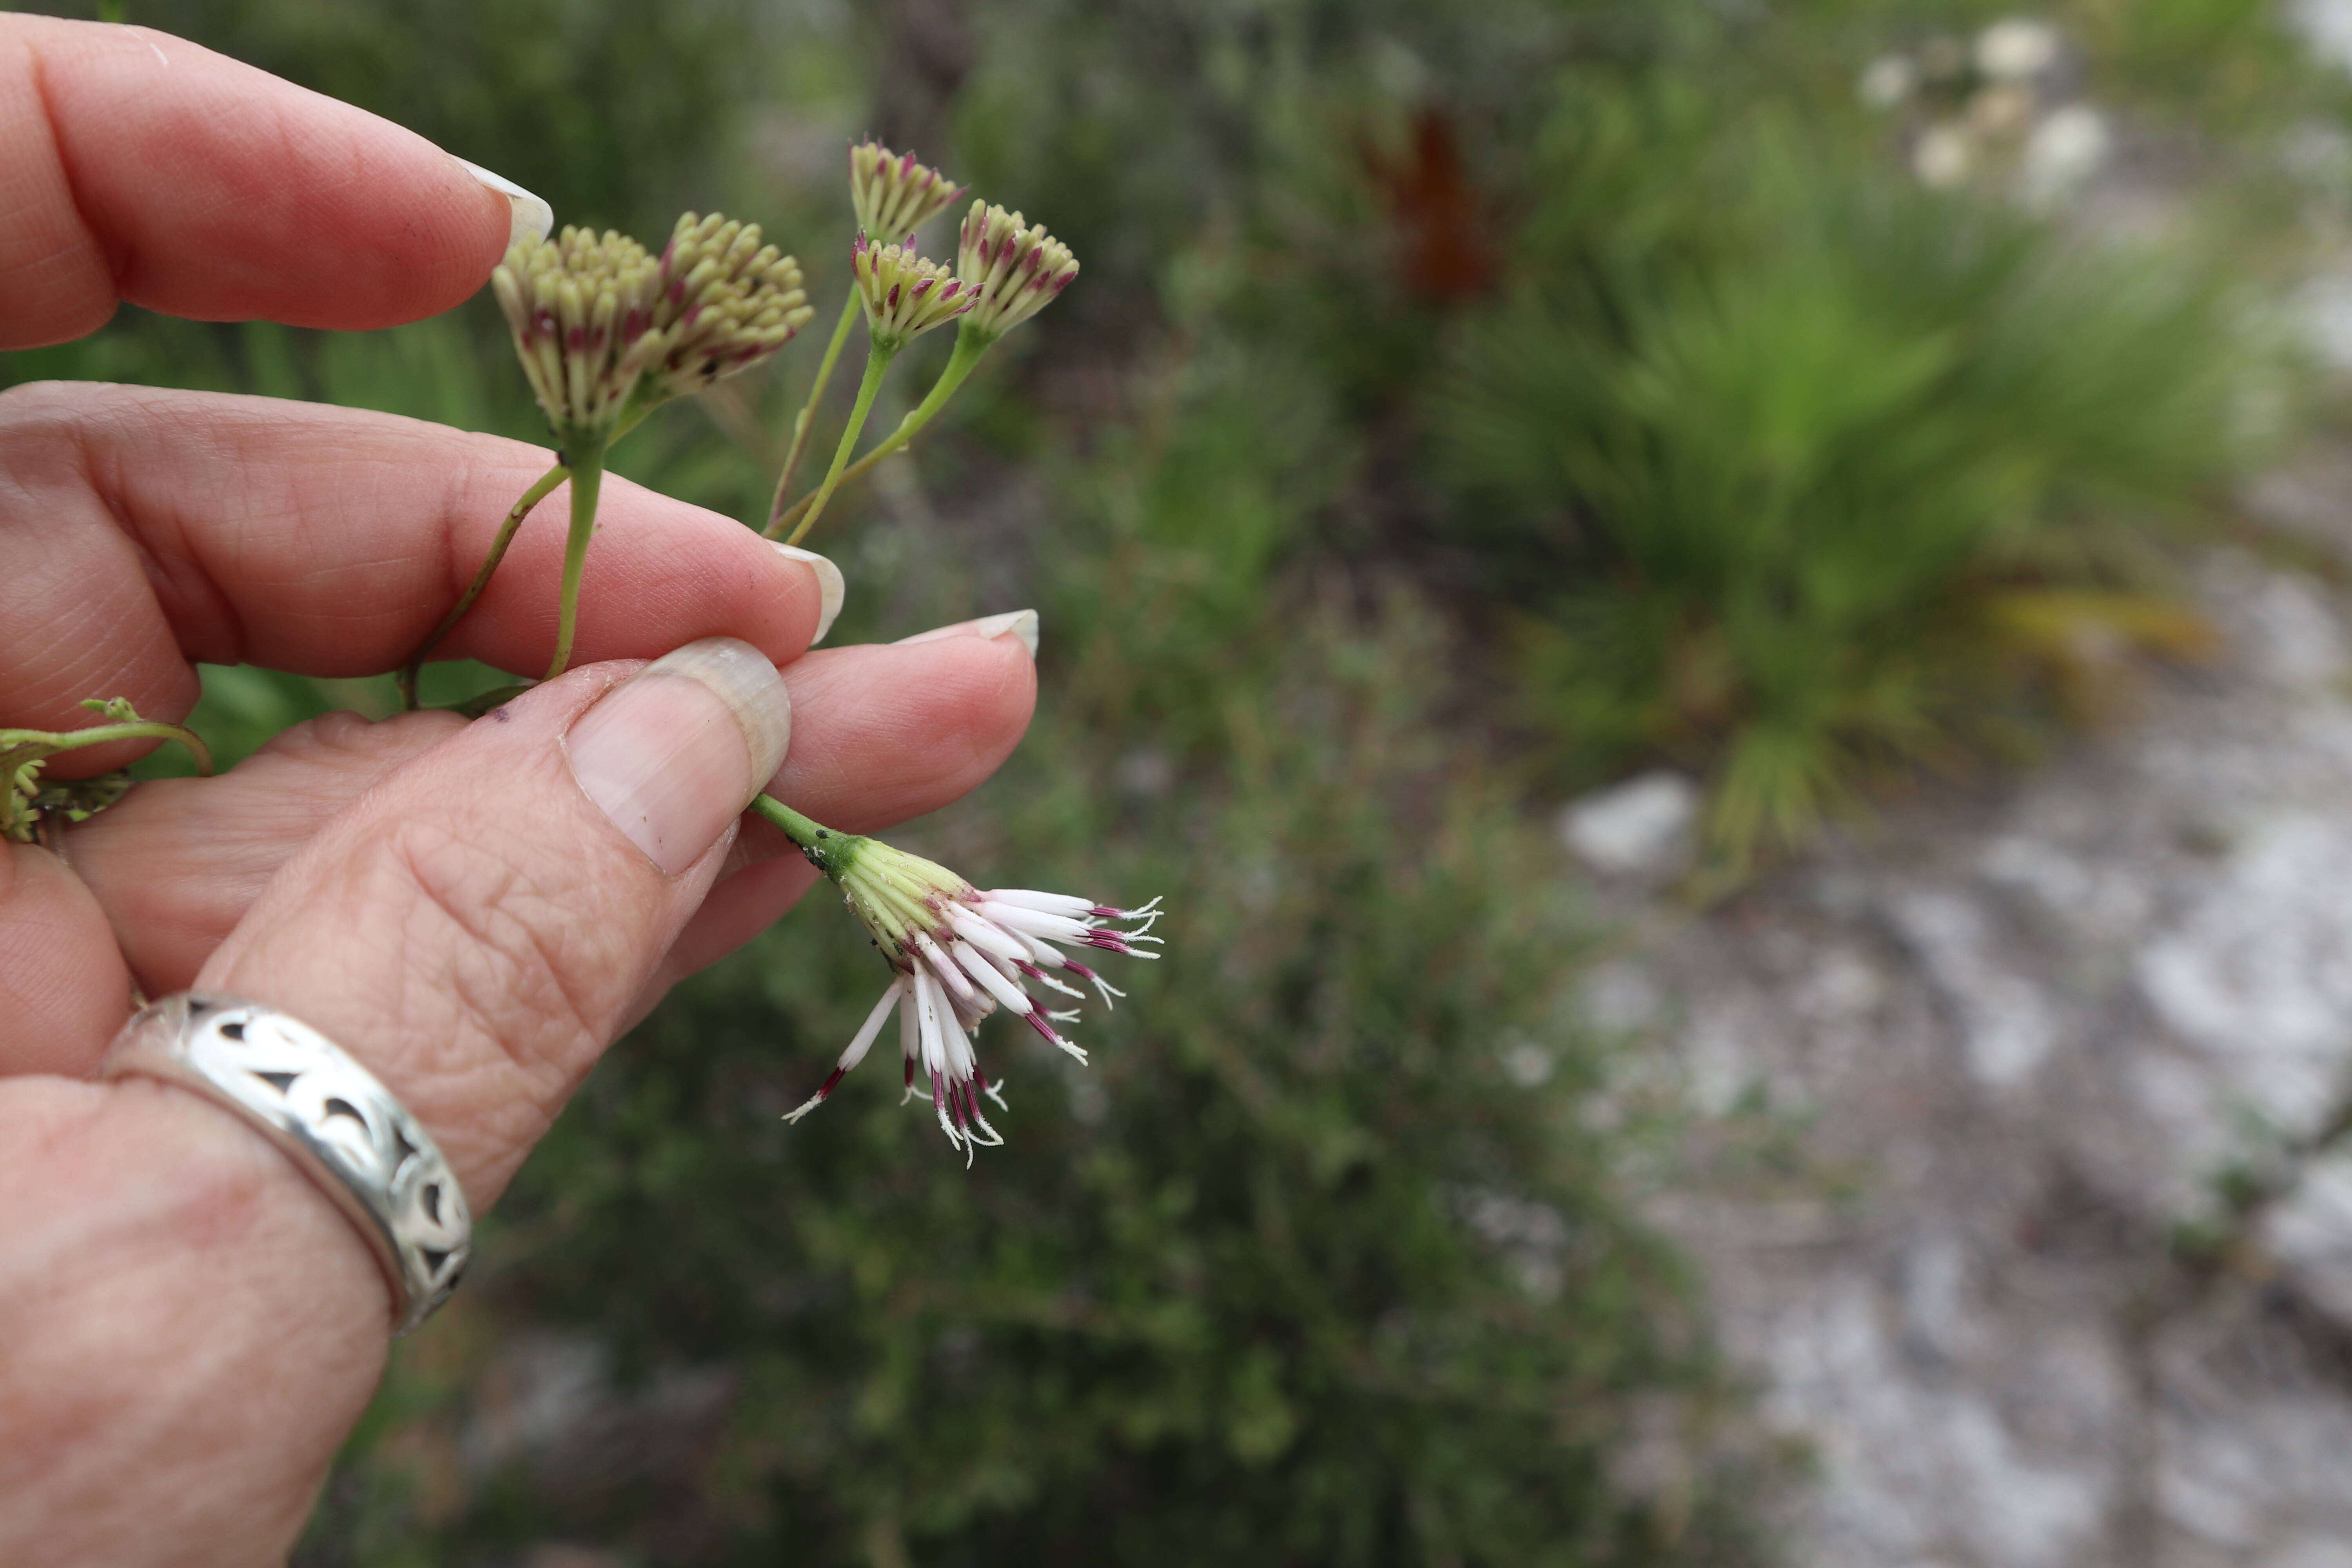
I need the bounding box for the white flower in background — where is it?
[2018,104,2111,211]
[1858,53,1917,109]
[1913,122,1977,188]
[767,808,1161,1161]
[1976,17,2062,83]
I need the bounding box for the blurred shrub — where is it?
[1432,85,2270,862]
[330,598,1764,1567]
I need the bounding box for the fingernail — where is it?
[566,638,791,876]
[452,156,554,249]
[891,608,1039,660]
[771,543,845,645]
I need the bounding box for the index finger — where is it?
[0,15,523,348]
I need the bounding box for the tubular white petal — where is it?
[976,902,1094,943]
[912,931,979,1007]
[914,969,951,1080]
[946,906,1033,964]
[838,977,905,1071]
[896,985,929,1103]
[1016,931,1070,969]
[954,939,1038,1017]
[938,992,978,1080]
[981,889,1096,916]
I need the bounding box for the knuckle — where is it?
[381,817,620,1092]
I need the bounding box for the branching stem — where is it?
[777,325,993,547]
[399,462,567,711]
[764,294,860,537]
[789,345,897,548]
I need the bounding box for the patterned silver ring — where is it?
[100,993,473,1337]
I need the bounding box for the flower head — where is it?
[955,201,1079,342]
[641,212,815,403]
[849,141,964,241]
[492,214,813,445]
[779,822,1161,1161]
[849,232,974,354]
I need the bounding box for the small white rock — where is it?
[1559,770,1701,880]
[2265,1156,2352,1330]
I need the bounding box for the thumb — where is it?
[194,636,792,1206]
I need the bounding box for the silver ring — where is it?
[100,993,473,1337]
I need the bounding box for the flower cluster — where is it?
[849,232,975,353]
[777,820,1160,1161]
[491,214,812,446]
[643,213,815,401]
[849,141,964,241]
[956,203,1080,343]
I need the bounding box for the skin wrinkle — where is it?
[11,38,116,336]
[81,394,258,673]
[383,815,607,1064]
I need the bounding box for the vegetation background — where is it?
[4,0,2335,1561]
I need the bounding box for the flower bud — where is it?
[955,201,1079,343]
[637,212,817,403]
[492,214,815,446]
[849,141,964,241]
[849,231,974,353]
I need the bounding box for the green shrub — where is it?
[1433,93,2268,861]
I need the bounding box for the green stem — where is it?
[399,461,568,711]
[0,721,213,776]
[764,294,861,538]
[399,404,657,712]
[777,326,993,547]
[789,345,896,548]
[544,440,608,683]
[751,793,868,880]
[751,793,825,848]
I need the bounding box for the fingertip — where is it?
[449,157,552,250]
[0,16,517,339]
[768,635,1037,828]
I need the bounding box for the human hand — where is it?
[0,18,1036,1563]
